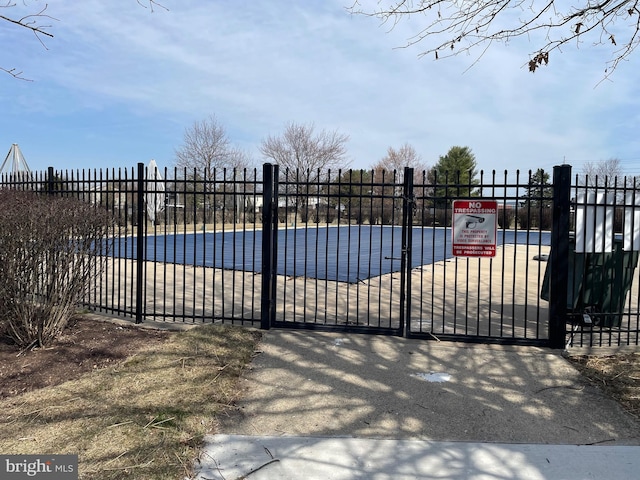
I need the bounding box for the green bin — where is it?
[541,237,639,327]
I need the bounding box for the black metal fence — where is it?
[1,163,639,350]
[560,170,640,349]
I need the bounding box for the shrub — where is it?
[434,208,451,227]
[497,207,515,229]
[415,206,436,226]
[517,208,530,229]
[517,207,552,230]
[539,208,553,230]
[299,205,311,223]
[327,208,338,224]
[0,190,113,348]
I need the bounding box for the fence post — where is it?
[549,164,572,348]
[401,167,414,337]
[135,162,145,324]
[270,165,279,322]
[46,166,55,195]
[261,163,275,330]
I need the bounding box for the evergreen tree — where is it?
[524,168,552,208]
[428,146,479,206]
[519,168,553,229]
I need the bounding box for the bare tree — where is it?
[579,158,634,232]
[175,115,237,179]
[371,143,428,180]
[348,1,640,77]
[260,122,350,179]
[582,158,624,188]
[368,144,428,223]
[174,115,250,222]
[215,148,257,224]
[1,1,166,80]
[261,122,350,223]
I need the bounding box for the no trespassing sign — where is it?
[452,200,498,257]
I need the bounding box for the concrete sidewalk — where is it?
[193,330,640,479]
[196,435,640,479]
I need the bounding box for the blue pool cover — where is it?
[112,226,550,283]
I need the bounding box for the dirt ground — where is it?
[568,352,640,420]
[1,317,638,422]
[0,316,170,399]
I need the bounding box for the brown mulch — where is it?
[0,317,171,399]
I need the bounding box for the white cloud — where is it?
[1,0,638,175]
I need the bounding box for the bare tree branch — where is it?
[1,1,167,80]
[0,2,57,80]
[348,0,640,76]
[135,0,169,13]
[0,3,56,40]
[0,66,33,81]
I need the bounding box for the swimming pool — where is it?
[113,226,551,283]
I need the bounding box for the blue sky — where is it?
[1,1,639,178]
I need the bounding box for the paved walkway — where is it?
[194,330,640,479]
[197,435,640,479]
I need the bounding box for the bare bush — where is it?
[0,191,113,348]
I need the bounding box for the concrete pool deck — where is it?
[98,241,640,350]
[102,244,559,338]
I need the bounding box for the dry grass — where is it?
[0,324,261,480]
[568,353,640,420]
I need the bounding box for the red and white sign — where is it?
[452,200,498,257]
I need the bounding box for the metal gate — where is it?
[259,164,552,346]
[260,164,409,335]
[405,168,552,346]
